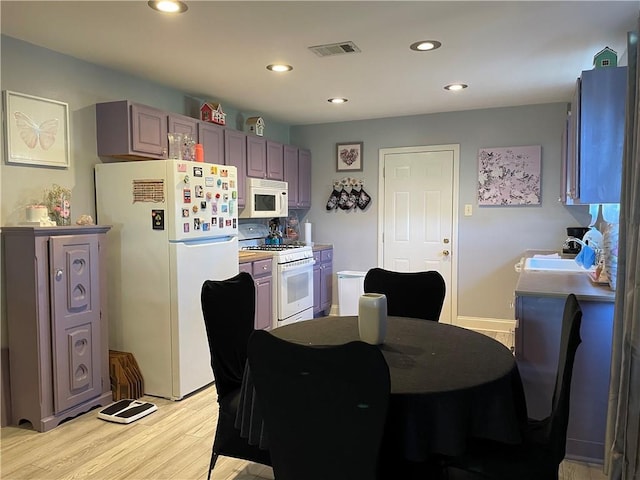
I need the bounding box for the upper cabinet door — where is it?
[96,100,167,159]
[198,122,225,164]
[297,148,312,208]
[130,103,168,157]
[578,66,627,204]
[224,129,247,207]
[283,145,299,207]
[266,141,284,180]
[246,135,267,178]
[168,113,198,138]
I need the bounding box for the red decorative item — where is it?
[200,102,226,126]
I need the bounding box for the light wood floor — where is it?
[1,329,607,480]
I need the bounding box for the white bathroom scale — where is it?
[97,399,157,424]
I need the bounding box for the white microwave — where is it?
[240,178,289,218]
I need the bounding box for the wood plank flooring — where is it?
[1,328,606,479]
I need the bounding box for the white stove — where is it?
[241,244,313,264]
[239,224,315,328]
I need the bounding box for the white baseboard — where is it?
[455,316,516,333]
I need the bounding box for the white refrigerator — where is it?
[95,160,239,400]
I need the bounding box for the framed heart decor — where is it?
[336,141,363,172]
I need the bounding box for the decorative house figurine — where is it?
[245,116,265,136]
[200,102,226,126]
[593,47,618,69]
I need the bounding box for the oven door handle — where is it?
[280,258,315,272]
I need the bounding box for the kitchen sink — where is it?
[523,257,595,273]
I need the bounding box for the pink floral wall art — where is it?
[477,145,541,205]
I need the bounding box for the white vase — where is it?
[358,293,387,345]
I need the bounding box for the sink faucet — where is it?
[563,236,587,249]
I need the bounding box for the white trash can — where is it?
[337,271,366,316]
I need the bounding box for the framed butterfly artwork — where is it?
[3,90,70,168]
[336,141,363,172]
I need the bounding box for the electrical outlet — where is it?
[464,204,473,216]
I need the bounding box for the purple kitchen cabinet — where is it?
[266,141,284,180]
[515,295,614,462]
[198,121,225,164]
[284,146,312,209]
[168,113,198,138]
[224,129,247,208]
[96,101,167,159]
[239,259,272,330]
[246,135,267,179]
[284,145,300,207]
[313,248,333,316]
[3,226,112,432]
[297,148,312,208]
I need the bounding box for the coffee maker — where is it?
[563,226,591,254]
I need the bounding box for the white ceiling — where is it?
[1,1,638,125]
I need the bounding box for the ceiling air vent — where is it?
[308,41,361,58]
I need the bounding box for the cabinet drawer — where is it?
[239,262,253,275]
[253,259,273,277]
[321,249,333,263]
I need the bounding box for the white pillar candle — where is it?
[358,293,387,345]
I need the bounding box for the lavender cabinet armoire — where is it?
[3,226,112,432]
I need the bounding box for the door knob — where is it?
[55,268,63,280]
[442,250,450,256]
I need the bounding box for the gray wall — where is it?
[291,105,592,320]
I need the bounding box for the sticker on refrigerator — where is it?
[195,185,204,198]
[183,223,189,233]
[222,182,228,190]
[183,189,191,203]
[205,177,215,187]
[225,219,232,227]
[230,180,235,188]
[211,166,218,175]
[221,204,228,213]
[220,169,228,178]
[211,203,218,214]
[182,208,189,218]
[211,217,217,226]
[233,218,237,229]
[200,201,206,209]
[177,163,187,172]
[219,218,224,228]
[194,218,201,230]
[152,210,165,230]
[202,222,210,231]
[193,166,203,177]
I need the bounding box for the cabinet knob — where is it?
[442,250,450,256]
[55,268,63,280]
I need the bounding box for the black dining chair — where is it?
[247,329,391,480]
[200,272,271,480]
[363,268,446,321]
[444,293,583,480]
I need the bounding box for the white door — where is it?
[378,145,458,324]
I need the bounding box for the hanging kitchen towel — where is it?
[326,188,340,210]
[575,244,596,269]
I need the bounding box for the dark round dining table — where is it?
[237,315,527,463]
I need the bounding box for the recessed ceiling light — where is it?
[410,40,442,52]
[444,83,468,91]
[328,98,348,104]
[148,1,188,13]
[266,64,293,73]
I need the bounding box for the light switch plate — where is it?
[464,204,473,216]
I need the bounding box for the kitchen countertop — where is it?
[312,244,333,251]
[515,250,615,303]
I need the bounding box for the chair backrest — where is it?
[363,268,446,321]
[201,272,255,400]
[546,293,582,462]
[247,330,391,480]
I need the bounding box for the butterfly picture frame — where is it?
[3,90,70,168]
